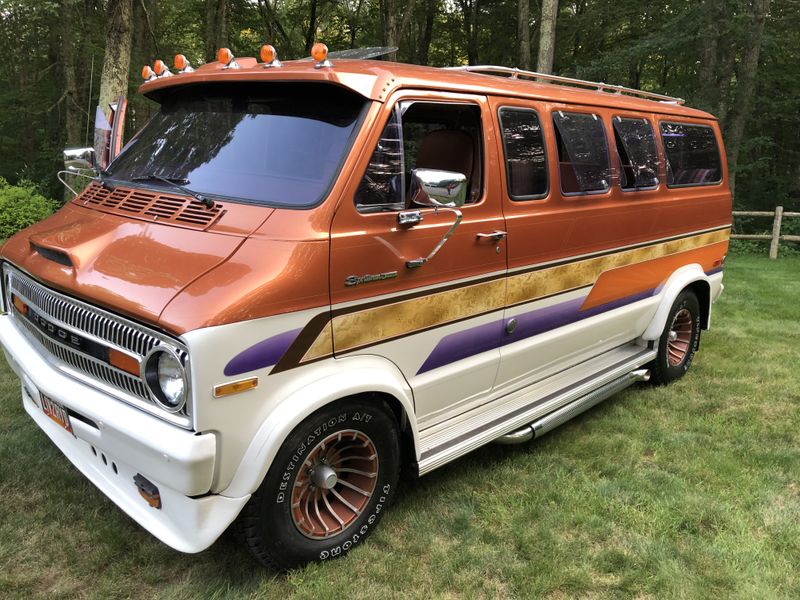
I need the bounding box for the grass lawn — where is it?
[1,255,799,599]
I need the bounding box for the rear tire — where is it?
[236,398,400,570]
[649,290,701,385]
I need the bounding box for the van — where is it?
[0,45,731,569]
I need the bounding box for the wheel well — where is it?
[349,391,418,476]
[687,280,711,329]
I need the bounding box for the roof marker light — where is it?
[217,47,239,69]
[174,54,194,73]
[311,42,332,69]
[141,65,156,81]
[153,59,173,78]
[260,44,282,68]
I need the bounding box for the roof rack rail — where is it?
[445,65,685,105]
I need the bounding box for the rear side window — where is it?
[613,116,659,190]
[498,108,548,200]
[553,111,610,195]
[660,122,722,186]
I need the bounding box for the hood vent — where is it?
[31,243,73,267]
[74,182,224,230]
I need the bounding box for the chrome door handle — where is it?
[476,230,507,241]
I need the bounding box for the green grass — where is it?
[1,255,799,599]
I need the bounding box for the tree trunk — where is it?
[61,1,81,146]
[205,0,228,63]
[536,0,558,74]
[304,0,319,54]
[95,0,133,161]
[418,0,437,65]
[457,0,480,65]
[725,0,770,197]
[517,0,530,69]
[383,0,418,61]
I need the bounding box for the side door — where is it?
[328,91,507,429]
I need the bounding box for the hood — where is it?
[2,200,273,329]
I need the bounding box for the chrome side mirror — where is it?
[409,168,468,209]
[404,168,467,269]
[63,147,97,172]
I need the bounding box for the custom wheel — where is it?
[236,398,400,570]
[649,290,701,385]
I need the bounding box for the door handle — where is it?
[476,230,507,241]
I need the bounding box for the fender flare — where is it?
[221,355,418,498]
[641,264,711,341]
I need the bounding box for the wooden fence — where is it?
[731,206,800,259]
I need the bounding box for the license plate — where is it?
[40,394,73,434]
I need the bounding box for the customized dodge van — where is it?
[0,44,731,569]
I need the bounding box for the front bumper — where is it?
[0,313,249,553]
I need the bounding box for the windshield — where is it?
[106,83,366,208]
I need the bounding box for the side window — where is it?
[354,107,405,212]
[613,116,659,190]
[498,108,548,200]
[355,101,483,212]
[660,122,722,186]
[552,111,611,195]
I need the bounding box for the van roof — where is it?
[140,58,715,121]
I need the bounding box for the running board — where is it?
[417,346,656,475]
[494,369,650,445]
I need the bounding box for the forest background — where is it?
[0,0,797,222]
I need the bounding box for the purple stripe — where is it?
[224,328,302,376]
[417,319,505,374]
[418,288,659,375]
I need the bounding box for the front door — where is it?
[329,91,507,429]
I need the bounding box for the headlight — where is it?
[143,346,188,413]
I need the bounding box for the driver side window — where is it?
[355,101,483,212]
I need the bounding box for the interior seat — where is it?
[413,129,476,202]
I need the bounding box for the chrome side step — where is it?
[495,369,650,445]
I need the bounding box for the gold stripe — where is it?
[306,229,729,358]
[506,229,728,306]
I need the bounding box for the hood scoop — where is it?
[74,182,225,230]
[31,242,73,267]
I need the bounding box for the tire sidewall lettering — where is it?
[318,482,390,561]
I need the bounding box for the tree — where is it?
[725,0,771,196]
[95,0,134,161]
[517,0,530,69]
[205,0,228,62]
[536,0,558,73]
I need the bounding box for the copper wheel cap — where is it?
[667,308,693,367]
[291,429,379,539]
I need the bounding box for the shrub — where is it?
[0,177,57,240]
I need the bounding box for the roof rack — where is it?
[445,65,685,105]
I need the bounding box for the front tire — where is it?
[649,289,701,385]
[236,397,400,570]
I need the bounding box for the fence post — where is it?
[769,206,784,259]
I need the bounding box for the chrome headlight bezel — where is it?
[142,345,190,414]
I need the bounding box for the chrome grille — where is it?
[3,265,191,428]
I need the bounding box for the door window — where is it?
[552,111,611,195]
[498,108,548,200]
[613,116,659,190]
[355,102,483,212]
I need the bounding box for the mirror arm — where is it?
[406,207,463,269]
[57,169,99,197]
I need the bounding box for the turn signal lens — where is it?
[108,348,140,376]
[213,377,258,398]
[217,47,234,65]
[11,293,28,316]
[311,42,328,62]
[153,59,168,75]
[260,44,276,63]
[141,65,154,80]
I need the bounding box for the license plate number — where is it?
[40,394,73,434]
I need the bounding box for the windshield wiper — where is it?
[130,173,214,208]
